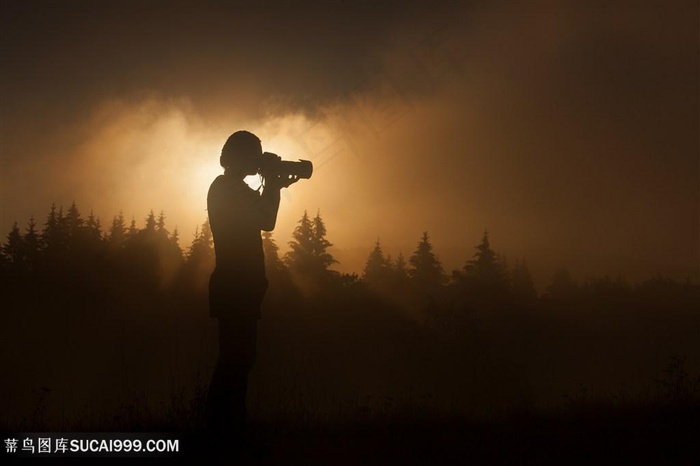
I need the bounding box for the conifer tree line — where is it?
[0,201,521,295]
[1,201,695,306]
[0,203,347,295]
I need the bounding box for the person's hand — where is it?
[260,152,300,190]
[266,174,299,190]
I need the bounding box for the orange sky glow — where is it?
[1,1,697,288]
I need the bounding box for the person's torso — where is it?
[207,175,265,280]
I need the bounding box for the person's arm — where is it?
[258,183,281,231]
[258,174,299,231]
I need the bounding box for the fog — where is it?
[1,1,697,286]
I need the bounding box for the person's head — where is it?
[220,130,262,176]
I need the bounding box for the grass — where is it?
[4,366,699,464]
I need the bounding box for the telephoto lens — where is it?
[260,152,313,179]
[278,160,313,179]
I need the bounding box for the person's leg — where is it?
[206,314,258,437]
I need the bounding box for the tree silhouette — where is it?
[144,209,157,233]
[545,268,578,300]
[152,211,182,257]
[41,204,68,267]
[362,239,391,289]
[65,201,84,241]
[2,222,25,271]
[262,231,286,278]
[120,209,184,289]
[156,211,167,236]
[392,253,410,286]
[170,227,180,250]
[464,230,506,287]
[73,209,105,272]
[23,216,41,272]
[285,210,337,289]
[286,210,314,272]
[85,211,102,239]
[107,212,127,250]
[127,216,138,239]
[408,231,445,291]
[511,259,537,301]
[583,275,630,301]
[151,212,184,287]
[452,230,510,309]
[311,211,337,272]
[85,210,103,244]
[180,220,214,292]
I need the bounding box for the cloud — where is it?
[1,1,697,284]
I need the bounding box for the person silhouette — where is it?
[205,130,298,442]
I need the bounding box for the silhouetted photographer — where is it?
[205,130,311,444]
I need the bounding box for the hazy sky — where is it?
[1,1,698,286]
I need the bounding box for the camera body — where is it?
[259,152,313,179]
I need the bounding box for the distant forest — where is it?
[1,201,699,434]
[3,201,696,302]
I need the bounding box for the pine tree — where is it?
[168,226,184,267]
[199,220,213,251]
[156,210,168,239]
[262,231,286,276]
[144,210,157,232]
[511,259,537,301]
[41,204,65,251]
[23,216,41,271]
[285,210,337,281]
[285,210,314,273]
[186,220,214,266]
[127,216,138,239]
[66,201,82,227]
[84,211,104,255]
[41,204,68,267]
[394,253,409,283]
[2,222,25,270]
[67,207,104,272]
[152,213,183,287]
[122,210,184,290]
[546,268,578,299]
[464,230,506,287]
[123,210,157,287]
[311,211,336,271]
[180,220,215,291]
[0,245,6,270]
[362,239,390,288]
[408,231,445,290]
[148,210,178,258]
[42,204,59,246]
[64,201,85,250]
[170,227,180,249]
[107,212,127,248]
[86,211,102,240]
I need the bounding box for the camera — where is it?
[258,152,313,179]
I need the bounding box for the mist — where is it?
[1,2,699,462]
[1,1,697,285]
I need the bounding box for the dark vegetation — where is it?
[1,202,699,463]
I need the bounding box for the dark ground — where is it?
[177,403,700,465]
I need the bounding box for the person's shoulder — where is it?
[208,175,225,198]
[208,175,255,199]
